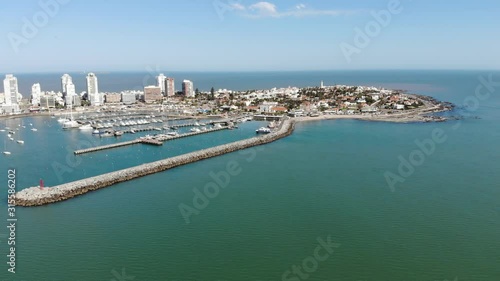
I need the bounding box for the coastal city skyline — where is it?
[1,0,500,73]
[0,72,195,113]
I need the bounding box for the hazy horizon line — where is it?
[2,68,500,75]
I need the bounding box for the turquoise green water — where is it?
[1,71,500,281]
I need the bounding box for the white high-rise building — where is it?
[86,73,101,106]
[157,73,166,94]
[182,80,194,98]
[65,82,76,107]
[165,77,175,97]
[61,74,73,95]
[3,74,19,105]
[31,83,41,106]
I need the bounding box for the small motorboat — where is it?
[256,127,271,134]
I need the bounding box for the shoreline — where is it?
[294,106,452,124]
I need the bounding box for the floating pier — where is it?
[15,120,295,207]
[74,126,230,155]
[74,140,142,155]
[160,126,229,142]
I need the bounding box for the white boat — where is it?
[9,137,14,141]
[167,132,179,137]
[214,123,222,129]
[256,127,271,134]
[3,140,10,155]
[57,117,70,123]
[268,121,276,129]
[17,140,24,144]
[190,128,201,132]
[92,129,100,135]
[79,124,93,130]
[100,131,114,137]
[194,122,200,126]
[62,106,79,129]
[63,120,80,129]
[31,128,38,132]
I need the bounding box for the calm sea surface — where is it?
[0,70,499,281]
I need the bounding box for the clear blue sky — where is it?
[0,0,499,72]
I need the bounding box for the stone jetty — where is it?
[15,119,295,207]
[74,126,230,155]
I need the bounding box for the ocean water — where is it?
[0,70,499,281]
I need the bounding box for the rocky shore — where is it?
[14,119,295,207]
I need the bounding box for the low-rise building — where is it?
[72,95,81,107]
[259,102,278,113]
[144,86,162,103]
[40,95,56,108]
[122,92,136,105]
[270,106,288,113]
[105,93,121,104]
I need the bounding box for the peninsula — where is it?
[6,76,455,206]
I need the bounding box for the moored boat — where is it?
[79,124,93,130]
[256,127,271,134]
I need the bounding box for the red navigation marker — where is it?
[39,179,44,190]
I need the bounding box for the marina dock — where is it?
[73,126,230,155]
[74,140,142,155]
[15,119,294,207]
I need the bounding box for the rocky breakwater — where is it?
[15,119,295,207]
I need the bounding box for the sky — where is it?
[0,0,499,73]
